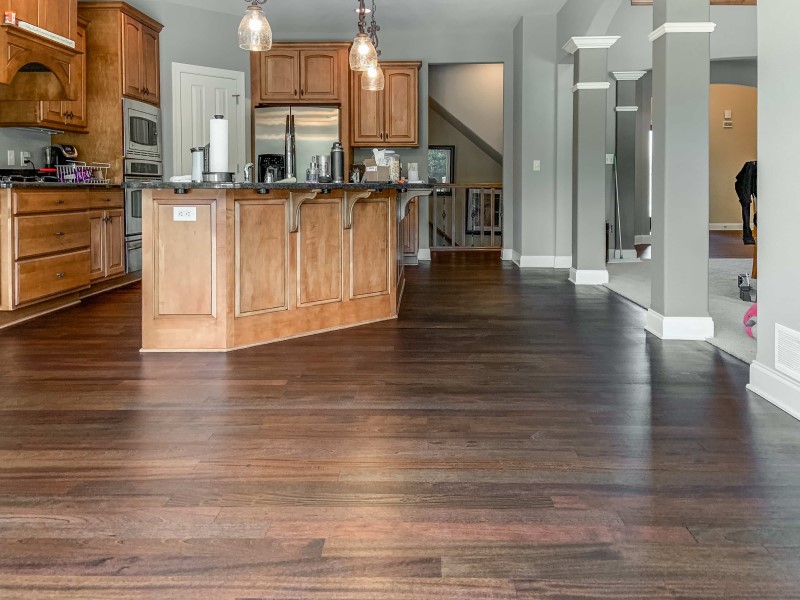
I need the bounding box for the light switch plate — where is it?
[7,150,15,166]
[173,206,197,222]
[533,160,541,172]
[606,154,615,165]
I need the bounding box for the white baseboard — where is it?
[709,223,754,231]
[748,361,800,422]
[417,249,431,261]
[634,235,652,245]
[501,249,513,261]
[608,249,638,261]
[569,268,609,285]
[645,309,715,340]
[554,256,572,269]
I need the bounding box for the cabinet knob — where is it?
[55,200,65,205]
[55,232,65,237]
[55,272,65,279]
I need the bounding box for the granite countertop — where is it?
[0,182,121,189]
[122,181,433,191]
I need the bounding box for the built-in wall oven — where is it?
[123,98,163,162]
[124,159,162,274]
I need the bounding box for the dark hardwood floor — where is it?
[710,231,756,260]
[1,253,799,599]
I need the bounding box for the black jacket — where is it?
[735,161,757,201]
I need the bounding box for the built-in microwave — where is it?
[123,98,162,162]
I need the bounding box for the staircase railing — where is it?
[428,184,503,250]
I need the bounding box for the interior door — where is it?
[122,15,144,100]
[174,64,246,178]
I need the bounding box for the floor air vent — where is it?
[776,324,800,382]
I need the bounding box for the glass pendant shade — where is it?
[238,5,272,51]
[361,63,385,91]
[349,33,378,71]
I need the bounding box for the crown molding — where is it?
[649,22,717,43]
[613,71,647,81]
[563,36,620,55]
[572,82,612,93]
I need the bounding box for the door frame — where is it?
[171,62,247,178]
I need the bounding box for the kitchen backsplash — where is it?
[0,129,52,169]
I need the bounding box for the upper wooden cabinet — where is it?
[0,17,87,131]
[351,61,420,147]
[252,43,348,105]
[7,0,77,42]
[122,13,161,105]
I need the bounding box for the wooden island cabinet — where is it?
[137,183,431,352]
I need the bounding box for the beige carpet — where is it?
[605,259,757,363]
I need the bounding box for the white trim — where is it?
[613,71,647,81]
[563,36,620,55]
[635,234,652,245]
[171,62,247,179]
[748,361,800,423]
[417,248,431,261]
[501,249,513,261]
[572,82,611,93]
[649,22,717,43]
[554,256,572,269]
[608,249,639,262]
[645,310,714,340]
[615,106,639,113]
[709,223,753,231]
[516,255,556,269]
[569,268,610,286]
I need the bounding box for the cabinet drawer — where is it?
[16,250,91,306]
[88,191,124,209]
[16,213,90,259]
[14,191,90,214]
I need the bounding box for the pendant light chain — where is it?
[367,0,381,57]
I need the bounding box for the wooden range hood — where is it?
[0,23,80,101]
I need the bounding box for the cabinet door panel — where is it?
[9,0,38,27]
[62,23,87,127]
[259,51,299,102]
[122,15,144,100]
[16,250,90,306]
[351,199,390,298]
[89,211,105,281]
[384,67,418,146]
[297,201,342,307]
[16,213,90,260]
[351,72,384,146]
[236,202,288,315]
[300,50,339,101]
[142,25,161,105]
[38,0,76,42]
[105,209,125,278]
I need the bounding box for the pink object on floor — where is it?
[744,304,758,338]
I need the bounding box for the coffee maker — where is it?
[258,154,285,182]
[44,144,78,169]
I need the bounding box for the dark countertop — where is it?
[0,182,121,189]
[121,181,433,192]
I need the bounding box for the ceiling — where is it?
[158,0,572,33]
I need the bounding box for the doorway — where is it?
[427,63,504,251]
[171,63,246,177]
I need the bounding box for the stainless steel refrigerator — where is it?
[254,106,340,180]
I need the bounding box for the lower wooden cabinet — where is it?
[16,250,91,306]
[89,209,125,282]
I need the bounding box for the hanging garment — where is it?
[735,161,757,245]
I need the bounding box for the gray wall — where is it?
[0,130,52,170]
[711,59,758,88]
[751,0,800,412]
[428,108,503,184]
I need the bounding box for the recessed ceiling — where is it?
[157,0,571,33]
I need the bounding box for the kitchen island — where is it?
[128,182,431,352]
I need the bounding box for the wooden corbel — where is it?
[343,191,373,230]
[288,190,320,233]
[397,188,433,222]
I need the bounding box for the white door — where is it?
[172,63,246,177]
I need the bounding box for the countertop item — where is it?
[1,181,122,189]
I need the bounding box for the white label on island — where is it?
[173,207,197,222]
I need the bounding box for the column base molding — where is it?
[502,249,513,261]
[554,256,572,269]
[569,268,609,285]
[748,361,800,423]
[417,249,431,261]
[645,310,714,340]
[512,255,574,269]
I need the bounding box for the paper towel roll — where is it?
[209,115,229,173]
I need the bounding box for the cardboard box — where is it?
[363,159,392,182]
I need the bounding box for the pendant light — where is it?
[238,0,272,52]
[349,0,378,71]
[361,0,385,91]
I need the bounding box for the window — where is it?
[428,145,455,195]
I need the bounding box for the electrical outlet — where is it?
[533,160,541,172]
[173,207,197,222]
[7,150,15,166]
[20,151,31,166]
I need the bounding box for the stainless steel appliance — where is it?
[123,158,162,273]
[254,106,340,181]
[123,98,162,162]
[258,154,285,182]
[44,144,78,168]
